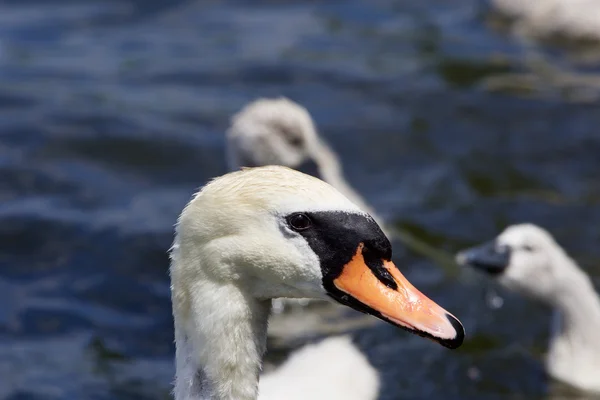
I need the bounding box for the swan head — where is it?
[226,98,319,171]
[172,166,464,349]
[456,224,571,301]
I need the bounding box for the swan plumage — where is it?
[170,166,464,400]
[259,335,379,400]
[491,0,600,41]
[457,223,600,393]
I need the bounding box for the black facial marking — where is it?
[285,211,392,287]
[362,245,397,290]
[461,240,511,276]
[284,210,463,349]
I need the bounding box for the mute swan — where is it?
[170,166,464,400]
[225,97,458,276]
[456,224,600,393]
[491,0,600,41]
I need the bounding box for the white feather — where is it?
[492,0,600,40]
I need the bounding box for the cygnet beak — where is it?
[456,241,511,276]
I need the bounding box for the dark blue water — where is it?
[1,0,600,399]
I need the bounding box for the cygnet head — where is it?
[172,166,464,349]
[226,98,319,170]
[457,224,575,302]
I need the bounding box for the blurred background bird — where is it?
[458,224,600,394]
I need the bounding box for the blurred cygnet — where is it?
[457,224,600,393]
[491,0,600,41]
[226,97,380,229]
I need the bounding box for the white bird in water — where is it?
[457,223,600,394]
[491,0,600,41]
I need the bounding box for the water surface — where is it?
[1,1,600,399]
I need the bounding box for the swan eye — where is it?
[522,244,535,252]
[288,135,303,147]
[277,125,303,148]
[287,213,312,231]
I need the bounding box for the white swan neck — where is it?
[548,257,600,376]
[171,255,271,400]
[554,260,600,330]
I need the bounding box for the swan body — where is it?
[170,166,464,400]
[259,336,378,400]
[457,224,600,393]
[492,0,600,41]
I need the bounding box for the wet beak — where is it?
[329,243,464,349]
[456,241,511,276]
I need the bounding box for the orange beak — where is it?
[332,243,464,349]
